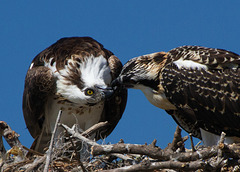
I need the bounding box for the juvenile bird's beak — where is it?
[111,77,122,89]
[112,77,134,89]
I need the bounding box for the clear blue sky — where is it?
[1,1,240,149]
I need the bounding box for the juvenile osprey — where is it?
[112,46,240,146]
[23,37,127,153]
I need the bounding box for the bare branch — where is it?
[25,155,46,172]
[22,145,44,156]
[189,133,196,152]
[60,123,99,146]
[91,141,223,162]
[82,121,109,138]
[64,128,87,172]
[0,123,6,161]
[101,159,207,172]
[44,110,62,172]
[60,123,132,162]
[216,132,226,166]
[0,121,27,156]
[166,126,187,153]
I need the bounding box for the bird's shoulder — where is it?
[166,46,240,69]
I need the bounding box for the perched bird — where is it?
[23,37,127,153]
[112,46,240,146]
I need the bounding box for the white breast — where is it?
[134,85,176,110]
[44,97,104,135]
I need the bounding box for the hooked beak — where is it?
[112,77,134,89]
[111,77,122,89]
[96,86,114,100]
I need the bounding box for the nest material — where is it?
[1,118,240,172]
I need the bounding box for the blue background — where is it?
[1,1,240,149]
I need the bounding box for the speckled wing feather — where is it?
[161,46,240,137]
[22,66,55,138]
[166,46,240,68]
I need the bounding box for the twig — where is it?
[189,133,196,152]
[167,126,187,152]
[195,141,202,149]
[58,121,109,152]
[61,123,133,161]
[25,155,46,172]
[44,110,62,172]
[91,142,221,162]
[0,121,28,156]
[1,159,34,171]
[60,123,98,147]
[101,159,206,172]
[64,129,87,172]
[82,121,109,138]
[0,123,6,160]
[22,145,44,156]
[217,132,226,161]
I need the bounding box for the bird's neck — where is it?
[134,84,176,110]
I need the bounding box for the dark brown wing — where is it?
[96,55,128,140]
[162,63,240,137]
[22,66,55,138]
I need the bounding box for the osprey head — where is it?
[56,55,114,106]
[112,52,167,90]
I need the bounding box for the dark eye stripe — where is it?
[139,79,159,91]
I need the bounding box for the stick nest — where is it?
[1,119,240,172]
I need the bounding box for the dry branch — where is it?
[60,123,99,147]
[44,110,62,172]
[0,121,27,155]
[0,124,6,161]
[167,126,186,152]
[101,159,207,172]
[82,121,109,138]
[25,156,46,172]
[60,122,133,162]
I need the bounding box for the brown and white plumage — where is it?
[23,37,127,153]
[113,46,240,146]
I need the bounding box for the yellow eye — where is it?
[85,89,94,96]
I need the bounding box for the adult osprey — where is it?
[23,37,127,153]
[112,46,240,146]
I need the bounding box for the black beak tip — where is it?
[111,78,121,88]
[104,89,114,99]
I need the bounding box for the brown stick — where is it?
[0,121,28,156]
[25,155,46,172]
[91,141,221,162]
[166,126,187,152]
[101,159,207,172]
[44,110,62,172]
[82,121,109,138]
[0,123,6,160]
